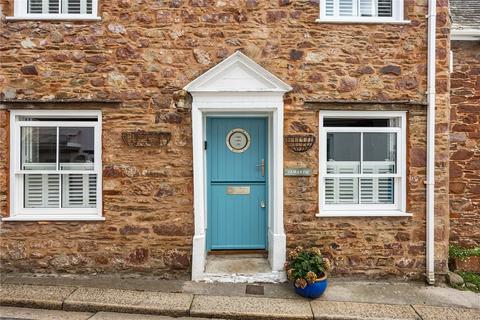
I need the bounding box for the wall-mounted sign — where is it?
[226,186,251,195]
[226,128,251,153]
[284,168,312,177]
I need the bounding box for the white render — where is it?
[185,51,292,282]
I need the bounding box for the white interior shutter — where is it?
[339,0,354,16]
[359,0,375,17]
[360,163,394,204]
[25,174,60,208]
[66,0,82,14]
[325,0,335,16]
[63,174,96,208]
[377,0,393,17]
[325,162,359,204]
[28,0,44,13]
[48,0,60,13]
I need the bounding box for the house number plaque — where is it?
[226,186,251,195]
[226,128,251,153]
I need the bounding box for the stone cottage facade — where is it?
[0,1,454,282]
[449,0,480,249]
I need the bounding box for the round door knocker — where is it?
[226,128,251,153]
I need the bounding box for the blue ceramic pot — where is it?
[294,275,328,299]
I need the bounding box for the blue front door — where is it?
[207,117,268,251]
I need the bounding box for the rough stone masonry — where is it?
[0,1,451,280]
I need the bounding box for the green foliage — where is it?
[285,246,332,288]
[449,245,480,261]
[456,272,480,293]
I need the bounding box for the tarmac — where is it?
[0,273,479,320]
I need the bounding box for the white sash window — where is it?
[318,111,408,217]
[11,0,99,20]
[319,0,405,23]
[6,110,103,221]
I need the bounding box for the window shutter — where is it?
[359,0,375,17]
[360,164,394,204]
[49,0,61,14]
[339,0,354,16]
[377,0,393,17]
[25,174,60,208]
[325,162,359,204]
[325,0,335,16]
[28,0,44,13]
[63,174,96,208]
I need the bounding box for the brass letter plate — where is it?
[226,186,251,195]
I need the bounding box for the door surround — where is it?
[185,51,291,281]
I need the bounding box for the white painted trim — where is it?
[6,109,103,222]
[318,0,406,23]
[318,110,407,217]
[9,0,100,20]
[185,51,289,282]
[451,28,480,41]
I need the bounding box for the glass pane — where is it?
[21,127,57,170]
[24,174,60,208]
[363,133,396,174]
[62,174,97,208]
[59,127,95,170]
[325,177,359,204]
[360,177,394,204]
[326,132,361,174]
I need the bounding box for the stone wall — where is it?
[449,40,480,248]
[0,1,450,279]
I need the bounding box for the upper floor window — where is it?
[318,0,406,23]
[10,0,100,20]
[5,110,103,221]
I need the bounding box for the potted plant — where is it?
[285,246,332,299]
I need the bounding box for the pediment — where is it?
[184,51,292,93]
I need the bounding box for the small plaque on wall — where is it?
[284,168,312,177]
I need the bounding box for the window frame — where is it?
[317,0,409,24]
[8,0,101,21]
[5,110,104,221]
[318,110,410,217]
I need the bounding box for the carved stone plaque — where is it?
[226,186,251,195]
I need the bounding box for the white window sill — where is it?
[316,18,411,25]
[5,16,101,21]
[2,215,105,222]
[316,211,412,217]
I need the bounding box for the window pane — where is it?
[59,127,95,170]
[21,127,57,170]
[360,177,394,204]
[327,133,361,174]
[24,174,60,208]
[363,133,396,174]
[325,177,359,204]
[62,174,97,208]
[339,0,354,16]
[378,0,393,17]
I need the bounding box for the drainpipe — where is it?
[426,0,437,285]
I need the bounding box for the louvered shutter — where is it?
[339,0,354,16]
[24,174,60,208]
[325,0,335,16]
[377,0,393,17]
[360,163,394,204]
[325,162,359,204]
[28,0,93,15]
[359,0,375,17]
[63,174,96,208]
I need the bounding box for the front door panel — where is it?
[207,117,267,250]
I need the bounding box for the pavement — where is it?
[0,274,479,320]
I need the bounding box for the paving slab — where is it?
[190,295,312,320]
[89,311,219,319]
[63,287,193,317]
[0,306,93,320]
[311,301,420,320]
[0,284,76,310]
[412,304,480,320]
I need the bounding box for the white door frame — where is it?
[190,93,286,281]
[185,52,291,281]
